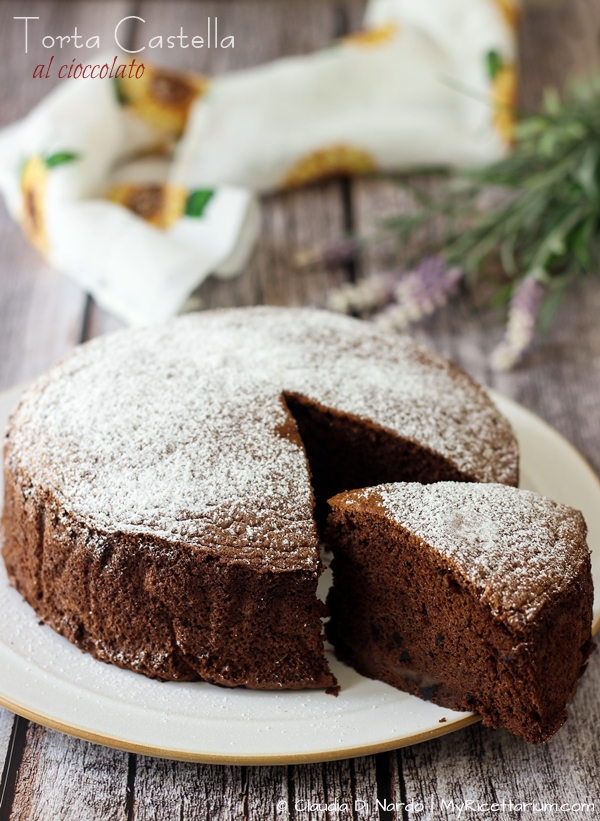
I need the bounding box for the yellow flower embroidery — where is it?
[108,183,188,229]
[108,184,215,228]
[19,152,79,255]
[20,155,49,254]
[341,22,400,49]
[492,62,518,145]
[493,0,521,31]
[115,65,208,138]
[283,145,378,189]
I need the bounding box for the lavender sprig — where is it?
[313,76,600,368]
[374,257,464,331]
[326,270,401,314]
[490,277,546,371]
[326,256,464,329]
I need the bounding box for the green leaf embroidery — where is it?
[113,77,127,105]
[44,152,79,169]
[185,189,214,218]
[486,50,503,81]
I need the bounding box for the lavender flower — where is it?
[327,270,400,314]
[490,277,546,371]
[373,256,464,331]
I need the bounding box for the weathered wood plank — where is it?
[9,724,129,821]
[0,710,15,776]
[490,276,600,474]
[128,756,378,821]
[0,716,28,821]
[352,755,380,819]
[0,709,17,812]
[519,0,600,110]
[132,758,245,821]
[321,760,354,816]
[287,760,366,820]
[289,763,328,821]
[246,766,289,820]
[131,0,360,73]
[84,299,127,339]
[201,182,349,311]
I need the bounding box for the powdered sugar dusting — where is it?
[346,482,588,626]
[6,308,517,571]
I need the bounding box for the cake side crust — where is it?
[2,460,336,690]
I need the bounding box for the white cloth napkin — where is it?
[0,0,517,325]
[0,73,259,325]
[174,0,518,191]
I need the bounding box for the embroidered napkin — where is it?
[0,0,518,325]
[0,71,259,325]
[173,0,518,191]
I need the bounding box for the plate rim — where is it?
[0,383,598,763]
[0,691,480,764]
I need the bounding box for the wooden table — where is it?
[1,1,600,818]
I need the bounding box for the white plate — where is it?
[0,383,598,763]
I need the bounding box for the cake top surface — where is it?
[331,481,588,626]
[5,308,517,571]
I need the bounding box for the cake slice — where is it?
[325,482,594,742]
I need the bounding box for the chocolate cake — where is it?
[1,307,518,691]
[326,482,594,742]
